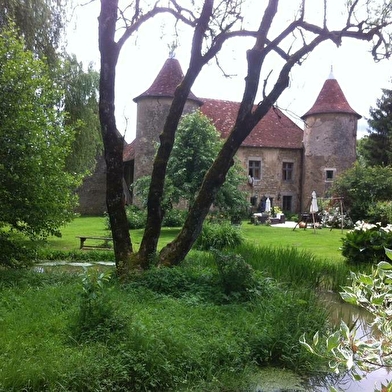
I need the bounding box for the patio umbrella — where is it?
[310,191,318,232]
[265,197,271,213]
[310,191,318,213]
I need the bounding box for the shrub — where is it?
[71,269,126,342]
[367,200,392,225]
[125,205,146,229]
[0,232,37,268]
[194,222,244,251]
[341,221,392,264]
[162,209,187,227]
[212,250,255,298]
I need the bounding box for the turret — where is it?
[133,57,202,181]
[301,71,361,209]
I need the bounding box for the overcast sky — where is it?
[67,1,392,143]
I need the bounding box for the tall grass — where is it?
[0,253,329,391]
[234,243,352,291]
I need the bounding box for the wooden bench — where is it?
[76,236,113,250]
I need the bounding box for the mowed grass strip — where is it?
[46,217,345,263]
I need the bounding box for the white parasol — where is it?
[265,197,271,213]
[310,191,318,232]
[310,191,318,213]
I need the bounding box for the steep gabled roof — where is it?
[301,74,361,119]
[133,57,203,105]
[123,139,135,162]
[200,99,303,149]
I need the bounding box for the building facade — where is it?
[78,58,360,215]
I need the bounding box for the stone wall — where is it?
[237,146,302,212]
[75,155,107,216]
[134,97,201,182]
[302,113,358,209]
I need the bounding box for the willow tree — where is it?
[98,0,392,275]
[0,0,67,67]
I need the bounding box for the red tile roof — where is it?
[123,140,135,162]
[301,77,361,119]
[133,57,202,105]
[200,99,303,149]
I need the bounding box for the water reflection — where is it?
[307,291,391,391]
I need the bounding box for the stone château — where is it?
[77,58,360,215]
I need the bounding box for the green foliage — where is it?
[213,250,255,298]
[0,27,80,239]
[59,54,102,175]
[0,0,66,66]
[162,208,187,227]
[194,222,244,251]
[0,232,37,268]
[368,200,392,226]
[126,205,147,229]
[301,254,392,391]
[331,163,392,223]
[0,247,333,391]
[132,111,249,224]
[235,243,350,291]
[37,248,114,262]
[167,111,220,202]
[341,221,392,265]
[360,88,392,167]
[71,269,125,342]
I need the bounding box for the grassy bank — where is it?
[0,217,352,391]
[0,250,329,392]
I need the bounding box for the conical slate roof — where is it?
[133,57,203,105]
[301,74,361,119]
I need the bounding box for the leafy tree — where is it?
[166,111,248,218]
[134,111,249,222]
[1,2,102,176]
[59,54,102,175]
[0,27,80,238]
[331,163,392,223]
[0,0,67,66]
[98,0,392,275]
[361,88,392,166]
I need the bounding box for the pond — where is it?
[309,291,391,392]
[254,292,391,392]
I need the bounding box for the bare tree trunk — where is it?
[137,0,214,267]
[99,0,134,276]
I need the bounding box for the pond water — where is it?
[307,292,390,391]
[254,292,391,392]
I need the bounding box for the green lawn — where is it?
[241,222,346,262]
[47,216,345,262]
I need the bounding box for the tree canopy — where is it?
[360,87,392,166]
[0,0,67,66]
[59,54,102,175]
[134,111,249,222]
[0,27,80,238]
[331,163,392,223]
[98,0,392,275]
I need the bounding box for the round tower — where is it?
[133,57,202,182]
[301,71,361,210]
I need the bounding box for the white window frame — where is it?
[325,168,336,182]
